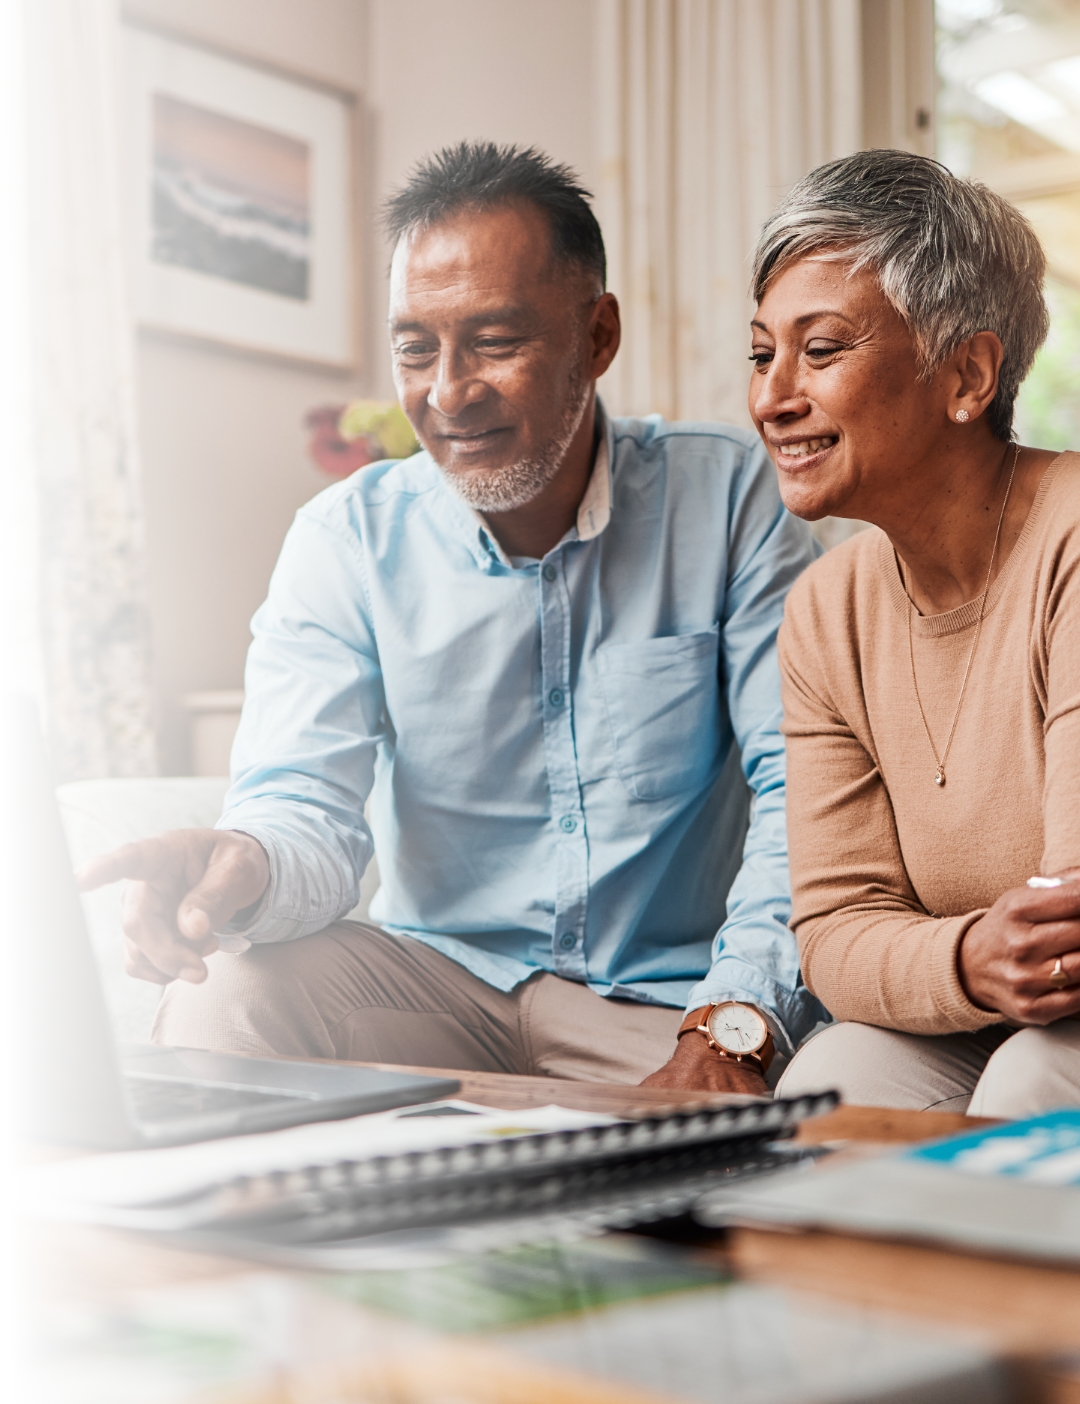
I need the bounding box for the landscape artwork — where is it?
[151,94,312,302]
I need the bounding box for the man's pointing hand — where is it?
[76,829,270,985]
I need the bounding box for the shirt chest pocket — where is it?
[595,626,722,801]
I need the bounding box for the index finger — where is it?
[1012,879,1080,923]
[75,838,168,891]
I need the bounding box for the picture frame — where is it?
[123,26,357,368]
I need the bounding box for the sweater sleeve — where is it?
[1040,516,1080,875]
[779,570,1001,1035]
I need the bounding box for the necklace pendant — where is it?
[934,767,946,787]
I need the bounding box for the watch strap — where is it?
[678,1005,713,1039]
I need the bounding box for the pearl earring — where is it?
[955,409,970,423]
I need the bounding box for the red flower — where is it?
[304,405,377,478]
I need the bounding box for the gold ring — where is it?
[1050,957,1070,988]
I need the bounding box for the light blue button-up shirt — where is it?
[219,409,826,1051]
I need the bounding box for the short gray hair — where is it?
[751,150,1049,441]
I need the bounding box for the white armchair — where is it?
[58,778,380,1043]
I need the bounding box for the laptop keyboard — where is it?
[126,1073,309,1125]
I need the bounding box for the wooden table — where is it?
[326,1059,989,1130]
[28,1066,1080,1402]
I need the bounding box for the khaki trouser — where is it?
[154,920,684,1085]
[776,1019,1080,1119]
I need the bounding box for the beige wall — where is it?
[365,0,597,398]
[137,337,347,772]
[125,0,597,770]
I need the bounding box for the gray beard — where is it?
[442,370,591,514]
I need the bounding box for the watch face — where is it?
[706,1003,766,1055]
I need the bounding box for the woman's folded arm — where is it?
[778,588,1001,1035]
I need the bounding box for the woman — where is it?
[751,149,1080,1117]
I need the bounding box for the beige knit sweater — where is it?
[779,451,1080,1034]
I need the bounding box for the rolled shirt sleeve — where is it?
[685,444,827,1053]
[216,510,383,944]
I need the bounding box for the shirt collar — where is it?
[576,403,612,542]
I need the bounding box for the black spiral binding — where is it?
[193,1091,839,1242]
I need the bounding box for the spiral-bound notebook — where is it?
[35,1092,837,1264]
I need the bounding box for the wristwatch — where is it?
[677,1001,774,1071]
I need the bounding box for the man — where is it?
[81,143,824,1095]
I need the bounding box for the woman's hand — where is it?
[958,871,1080,1023]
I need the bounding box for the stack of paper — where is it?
[697,1110,1080,1263]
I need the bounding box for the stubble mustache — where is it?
[438,364,591,514]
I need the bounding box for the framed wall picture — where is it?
[123,27,356,367]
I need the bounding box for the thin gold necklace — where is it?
[906,441,1020,788]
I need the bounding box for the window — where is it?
[937,0,1080,450]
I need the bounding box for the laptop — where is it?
[2,694,459,1150]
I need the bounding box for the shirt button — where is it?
[559,932,576,950]
[548,688,564,707]
[559,815,577,833]
[542,564,557,582]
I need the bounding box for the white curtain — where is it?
[0,0,38,705]
[595,0,863,426]
[16,0,157,780]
